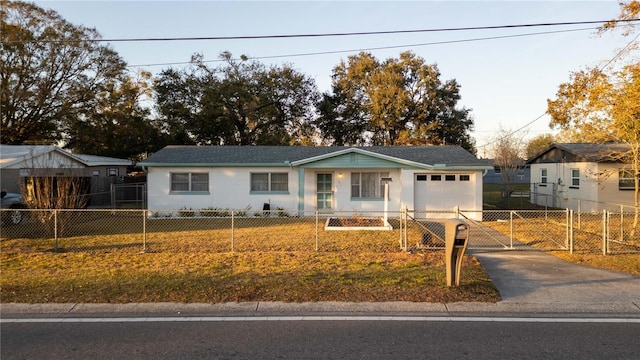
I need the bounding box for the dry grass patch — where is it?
[0,250,498,304]
[1,214,498,303]
[548,252,640,275]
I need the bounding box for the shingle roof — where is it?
[0,145,132,168]
[139,145,485,167]
[527,143,631,163]
[74,154,132,167]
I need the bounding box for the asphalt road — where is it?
[3,316,639,360]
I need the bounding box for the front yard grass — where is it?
[0,218,499,303]
[0,251,498,303]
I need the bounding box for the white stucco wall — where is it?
[530,162,636,212]
[147,166,485,219]
[146,166,299,211]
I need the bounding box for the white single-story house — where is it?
[0,145,132,206]
[139,146,491,220]
[527,143,637,212]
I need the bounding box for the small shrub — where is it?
[200,207,230,217]
[277,207,289,217]
[236,205,252,217]
[178,207,195,217]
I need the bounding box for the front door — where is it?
[316,173,333,210]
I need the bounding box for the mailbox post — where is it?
[445,219,469,287]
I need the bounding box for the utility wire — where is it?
[128,26,600,68]
[476,28,640,150]
[6,19,639,44]
[599,31,640,71]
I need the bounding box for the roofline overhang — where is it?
[290,147,435,168]
[138,163,292,168]
[0,146,90,169]
[138,162,492,171]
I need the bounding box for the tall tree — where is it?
[525,133,555,160]
[65,71,165,160]
[489,128,527,208]
[0,1,127,145]
[316,51,475,152]
[154,52,319,146]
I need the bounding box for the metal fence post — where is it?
[403,208,408,251]
[509,211,514,249]
[620,205,624,242]
[231,210,235,252]
[602,210,607,256]
[565,208,569,250]
[54,209,58,252]
[404,208,408,251]
[577,199,581,230]
[142,210,147,253]
[315,211,319,252]
[569,209,574,254]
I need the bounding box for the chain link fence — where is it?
[1,209,404,254]
[2,208,638,255]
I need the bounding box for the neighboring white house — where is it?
[139,146,491,220]
[527,143,636,212]
[0,145,132,206]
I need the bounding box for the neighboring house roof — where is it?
[0,145,83,169]
[527,143,632,164]
[74,154,132,167]
[139,145,488,169]
[0,145,132,169]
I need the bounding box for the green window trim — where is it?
[170,172,209,193]
[250,172,289,193]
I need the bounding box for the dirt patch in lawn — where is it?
[327,217,385,227]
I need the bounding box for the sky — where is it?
[32,1,634,155]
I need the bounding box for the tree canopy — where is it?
[1,1,163,159]
[525,134,555,160]
[3,2,478,157]
[1,1,124,144]
[315,51,475,152]
[154,52,319,146]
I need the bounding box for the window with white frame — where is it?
[250,172,288,193]
[351,172,389,199]
[170,172,209,192]
[540,168,548,184]
[570,168,580,188]
[619,169,637,190]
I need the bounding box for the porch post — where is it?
[297,167,305,216]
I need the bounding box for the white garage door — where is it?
[414,173,475,218]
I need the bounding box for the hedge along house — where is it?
[527,143,636,212]
[139,146,491,221]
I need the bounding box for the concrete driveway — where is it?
[469,249,640,311]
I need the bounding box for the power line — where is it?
[599,31,640,71]
[6,19,639,44]
[477,27,640,150]
[128,26,600,68]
